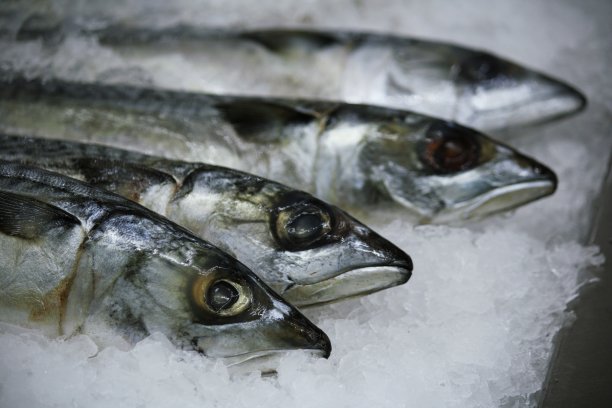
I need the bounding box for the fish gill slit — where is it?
[58,232,89,336]
[161,176,182,218]
[310,113,332,193]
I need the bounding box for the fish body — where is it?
[0,133,413,307]
[0,75,557,223]
[12,22,586,129]
[0,161,331,358]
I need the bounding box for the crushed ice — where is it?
[0,0,611,407]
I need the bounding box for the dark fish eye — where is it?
[273,198,334,251]
[457,53,505,82]
[287,208,326,240]
[206,280,239,312]
[422,122,480,174]
[191,276,252,317]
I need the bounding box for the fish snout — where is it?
[529,158,558,193]
[351,219,414,274]
[512,150,558,192]
[546,76,587,118]
[463,150,558,219]
[388,258,413,285]
[458,71,587,129]
[283,310,332,358]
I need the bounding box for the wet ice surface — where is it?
[1,0,611,407]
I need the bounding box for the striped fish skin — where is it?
[0,75,556,223]
[13,21,586,129]
[0,162,331,359]
[0,134,413,307]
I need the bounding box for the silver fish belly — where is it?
[0,161,331,358]
[0,133,413,307]
[0,75,557,223]
[11,23,586,129]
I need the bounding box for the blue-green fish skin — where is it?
[0,74,557,223]
[10,21,586,129]
[0,133,413,307]
[0,161,331,359]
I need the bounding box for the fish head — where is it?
[171,168,413,307]
[387,41,586,128]
[128,240,331,359]
[357,117,557,222]
[265,191,413,306]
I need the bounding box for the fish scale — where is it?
[10,20,586,129]
[0,161,333,358]
[0,133,413,307]
[0,74,558,223]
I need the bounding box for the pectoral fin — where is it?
[0,191,81,239]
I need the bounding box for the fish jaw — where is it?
[428,148,558,223]
[269,207,413,307]
[457,74,587,129]
[386,40,586,129]
[437,180,555,223]
[191,300,331,359]
[281,263,412,307]
[223,349,328,373]
[354,117,558,222]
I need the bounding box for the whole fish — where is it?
[0,75,557,223]
[0,133,413,307]
[12,21,587,129]
[0,161,331,359]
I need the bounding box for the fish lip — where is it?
[194,336,331,361]
[192,311,332,360]
[434,178,557,223]
[222,348,330,367]
[283,262,412,308]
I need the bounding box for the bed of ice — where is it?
[0,0,611,407]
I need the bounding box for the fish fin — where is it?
[216,102,315,143]
[0,191,81,239]
[240,31,341,52]
[69,158,176,203]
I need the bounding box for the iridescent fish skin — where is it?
[11,22,586,129]
[0,162,331,359]
[0,134,413,307]
[0,75,556,224]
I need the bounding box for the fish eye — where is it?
[421,122,480,174]
[457,53,505,82]
[207,280,239,312]
[273,199,334,251]
[192,276,252,317]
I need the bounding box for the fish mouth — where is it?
[192,308,331,360]
[434,178,557,223]
[194,337,331,361]
[223,348,329,368]
[462,82,587,129]
[282,263,412,308]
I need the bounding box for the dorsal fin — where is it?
[0,190,81,239]
[216,101,315,143]
[239,31,341,52]
[71,157,177,202]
